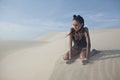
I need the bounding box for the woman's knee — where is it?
[80,50,86,59]
[63,51,69,60]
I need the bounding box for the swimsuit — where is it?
[71,27,87,54]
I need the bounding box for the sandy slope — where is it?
[50,50,120,80]
[0,36,69,80]
[0,28,120,80]
[0,40,48,60]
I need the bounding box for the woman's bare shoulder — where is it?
[83,27,90,37]
[70,27,74,31]
[84,27,89,33]
[84,27,89,31]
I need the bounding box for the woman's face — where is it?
[72,20,83,31]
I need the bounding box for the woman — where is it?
[63,15,91,65]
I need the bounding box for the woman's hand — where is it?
[68,49,72,64]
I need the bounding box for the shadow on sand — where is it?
[67,49,120,64]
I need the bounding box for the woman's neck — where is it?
[75,27,83,33]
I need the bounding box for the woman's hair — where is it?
[73,14,84,27]
[65,14,85,38]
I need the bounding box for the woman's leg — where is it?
[80,48,86,60]
[80,48,88,65]
[63,47,79,60]
[63,51,69,60]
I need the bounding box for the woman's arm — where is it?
[84,27,91,59]
[69,28,73,60]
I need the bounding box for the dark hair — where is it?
[73,14,84,27]
[65,14,85,38]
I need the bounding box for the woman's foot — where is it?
[82,58,89,65]
[66,60,71,64]
[82,60,86,65]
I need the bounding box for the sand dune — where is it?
[0,40,48,60]
[0,28,120,80]
[35,32,68,42]
[50,50,120,80]
[0,36,69,80]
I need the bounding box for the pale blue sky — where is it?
[0,0,120,40]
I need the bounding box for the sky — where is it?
[0,0,120,40]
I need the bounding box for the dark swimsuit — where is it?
[71,27,88,54]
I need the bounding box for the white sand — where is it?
[0,28,120,80]
[0,40,48,60]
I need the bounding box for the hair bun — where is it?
[73,15,77,18]
[77,15,80,18]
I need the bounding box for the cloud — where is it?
[0,22,25,32]
[63,11,120,29]
[0,11,120,40]
[21,18,70,31]
[0,19,70,40]
[85,13,120,29]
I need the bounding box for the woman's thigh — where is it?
[80,48,87,58]
[71,47,80,57]
[63,47,80,60]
